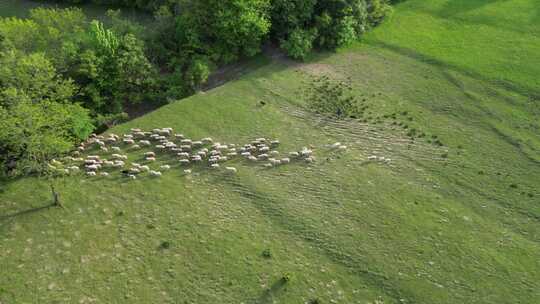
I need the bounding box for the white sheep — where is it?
[111,146,121,152]
[192,141,203,147]
[281,158,290,164]
[177,152,190,158]
[86,171,97,177]
[270,150,280,156]
[338,145,347,151]
[139,140,151,146]
[123,139,135,145]
[180,139,192,145]
[140,165,150,172]
[129,168,141,174]
[160,165,171,171]
[270,159,282,166]
[144,152,156,157]
[210,164,220,169]
[131,145,141,150]
[179,159,190,165]
[180,145,192,151]
[270,140,280,146]
[305,157,315,163]
[201,137,213,144]
[131,128,142,133]
[183,169,192,174]
[100,172,110,177]
[128,174,137,180]
[150,170,162,177]
[146,157,156,162]
[225,167,237,174]
[68,166,80,172]
[87,155,101,160]
[258,154,269,160]
[175,134,185,139]
[367,155,378,161]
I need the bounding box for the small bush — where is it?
[261,249,272,258]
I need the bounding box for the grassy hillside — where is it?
[1,1,539,303]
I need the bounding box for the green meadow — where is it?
[1,1,539,303]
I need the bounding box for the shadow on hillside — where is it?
[0,203,55,223]
[416,0,538,36]
[437,0,509,18]
[369,40,539,99]
[250,279,288,304]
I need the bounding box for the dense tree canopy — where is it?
[0,0,397,175]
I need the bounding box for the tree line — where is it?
[0,0,397,176]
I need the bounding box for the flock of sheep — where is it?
[50,127,344,180]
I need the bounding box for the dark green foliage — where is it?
[271,0,392,58]
[261,249,272,258]
[0,51,93,175]
[303,75,359,118]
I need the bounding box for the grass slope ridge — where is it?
[1,1,539,303]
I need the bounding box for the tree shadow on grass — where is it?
[0,203,55,223]
[251,279,288,304]
[368,40,540,99]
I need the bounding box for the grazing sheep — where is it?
[305,157,315,163]
[241,152,251,157]
[129,168,141,174]
[227,152,238,157]
[160,165,171,171]
[111,146,121,152]
[103,161,115,167]
[123,139,135,145]
[367,155,378,161]
[258,154,269,160]
[131,128,142,133]
[201,137,213,144]
[248,156,258,162]
[300,148,313,157]
[270,159,282,166]
[191,155,202,162]
[180,145,192,151]
[86,171,97,176]
[179,159,190,165]
[338,145,347,151]
[270,151,280,156]
[100,146,109,152]
[86,165,100,171]
[192,141,203,148]
[144,152,156,157]
[128,174,137,180]
[281,158,290,164]
[78,146,85,152]
[146,157,156,162]
[100,172,110,177]
[87,155,100,160]
[72,151,81,157]
[140,165,150,172]
[259,146,270,153]
[225,167,237,174]
[68,166,80,172]
[156,145,166,150]
[150,170,162,177]
[139,140,151,146]
[378,156,386,162]
[178,152,190,158]
[331,142,341,149]
[113,161,125,167]
[263,163,273,168]
[183,169,192,174]
[210,164,220,169]
[270,140,280,146]
[131,144,141,150]
[181,139,192,145]
[175,134,185,139]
